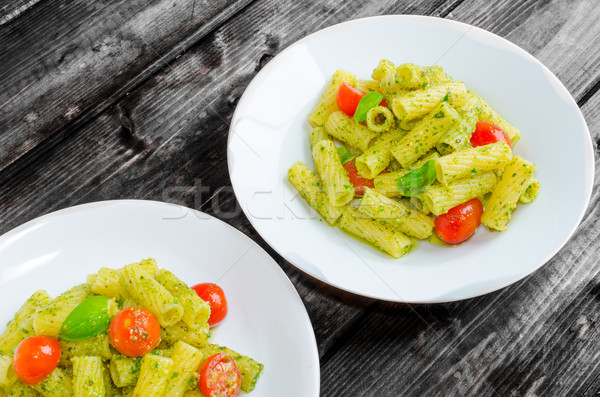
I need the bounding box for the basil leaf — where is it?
[441,92,450,102]
[337,146,356,165]
[396,160,437,197]
[60,296,110,341]
[354,91,384,122]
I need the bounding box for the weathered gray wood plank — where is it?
[0,0,599,396]
[0,0,252,171]
[0,0,43,25]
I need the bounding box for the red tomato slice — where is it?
[198,353,242,397]
[343,159,375,196]
[13,336,61,385]
[336,83,365,117]
[470,121,512,148]
[108,307,161,357]
[191,283,228,327]
[434,198,483,244]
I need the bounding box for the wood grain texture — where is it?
[0,0,599,396]
[0,0,252,171]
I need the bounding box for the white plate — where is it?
[0,200,320,396]
[228,15,594,302]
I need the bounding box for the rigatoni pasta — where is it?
[482,155,536,231]
[312,140,355,206]
[0,259,264,396]
[288,60,538,258]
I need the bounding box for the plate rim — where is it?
[0,199,321,396]
[227,15,594,303]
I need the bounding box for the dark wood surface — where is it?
[1,0,599,395]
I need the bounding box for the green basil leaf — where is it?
[354,91,384,122]
[60,296,110,341]
[396,160,437,197]
[441,92,450,102]
[337,146,356,165]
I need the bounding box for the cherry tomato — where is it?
[13,336,61,384]
[191,283,228,327]
[343,159,376,196]
[434,198,483,244]
[470,121,512,148]
[198,353,242,397]
[336,82,365,116]
[108,307,160,357]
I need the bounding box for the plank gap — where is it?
[577,75,600,108]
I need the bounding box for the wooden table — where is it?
[1,0,599,395]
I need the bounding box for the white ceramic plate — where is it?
[0,200,320,396]
[228,15,594,302]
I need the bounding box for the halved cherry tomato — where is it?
[337,82,365,117]
[108,307,160,357]
[198,353,242,397]
[13,336,61,385]
[192,283,228,327]
[343,159,374,196]
[434,198,483,244]
[470,121,511,148]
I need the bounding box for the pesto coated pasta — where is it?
[0,259,264,396]
[288,61,538,257]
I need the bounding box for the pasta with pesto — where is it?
[288,60,538,258]
[0,259,263,396]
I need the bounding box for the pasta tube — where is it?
[359,188,433,239]
[309,126,332,149]
[163,341,205,397]
[391,102,461,168]
[435,142,513,185]
[378,73,409,99]
[366,106,394,133]
[355,130,405,180]
[33,284,90,338]
[325,111,380,152]
[355,79,380,93]
[312,140,355,207]
[0,290,51,355]
[482,155,536,231]
[121,264,184,328]
[132,355,173,397]
[395,63,452,89]
[72,356,105,397]
[153,269,211,331]
[423,172,498,215]
[519,177,540,204]
[391,82,467,129]
[371,59,396,81]
[161,321,209,348]
[6,380,40,396]
[0,355,16,388]
[88,267,130,300]
[109,356,141,388]
[287,161,344,225]
[31,367,73,397]
[308,69,356,127]
[338,206,413,258]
